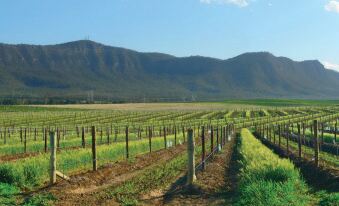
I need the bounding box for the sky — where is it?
[0,0,339,71]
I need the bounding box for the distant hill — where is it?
[0,40,338,103]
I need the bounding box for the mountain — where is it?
[0,40,338,103]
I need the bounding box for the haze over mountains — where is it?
[0,40,338,103]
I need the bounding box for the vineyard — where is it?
[0,104,338,205]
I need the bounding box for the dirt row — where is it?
[20,135,238,205]
[27,144,187,206]
[140,137,237,206]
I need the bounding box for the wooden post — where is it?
[20,128,22,143]
[297,123,301,158]
[278,124,281,148]
[107,128,110,144]
[44,128,48,153]
[273,125,276,144]
[226,125,229,142]
[148,126,152,153]
[187,128,196,185]
[34,128,37,141]
[76,126,80,138]
[114,127,117,142]
[313,120,319,167]
[210,125,214,153]
[57,128,60,149]
[81,127,85,148]
[286,125,289,155]
[216,126,219,150]
[335,120,337,142]
[174,126,177,146]
[91,126,97,171]
[24,128,27,153]
[201,126,205,170]
[3,128,6,144]
[321,123,324,149]
[220,126,224,148]
[50,131,56,185]
[302,123,306,145]
[182,126,185,142]
[163,126,167,149]
[125,126,129,159]
[100,128,103,144]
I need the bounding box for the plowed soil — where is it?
[140,137,237,206]
[34,144,187,206]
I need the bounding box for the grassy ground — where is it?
[28,99,339,111]
[224,99,339,107]
[237,129,313,206]
[33,102,261,111]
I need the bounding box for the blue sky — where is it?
[1,0,339,71]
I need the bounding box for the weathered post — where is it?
[100,128,103,144]
[174,126,177,146]
[216,126,219,150]
[187,128,196,185]
[226,125,229,142]
[210,125,214,153]
[56,128,60,149]
[302,122,306,145]
[44,128,48,153]
[297,123,302,158]
[148,126,152,153]
[3,128,6,144]
[163,126,167,149]
[321,123,324,150]
[91,126,97,171]
[34,128,37,141]
[50,131,56,185]
[125,126,129,159]
[24,128,27,153]
[334,120,337,142]
[107,128,110,144]
[114,127,117,142]
[182,126,186,142]
[273,125,276,144]
[201,126,205,170]
[81,127,85,148]
[286,125,290,155]
[278,124,281,148]
[20,127,22,143]
[269,125,271,142]
[220,126,224,148]
[313,120,319,167]
[335,120,337,142]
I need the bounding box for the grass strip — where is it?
[107,153,187,205]
[236,128,312,206]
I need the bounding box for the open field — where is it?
[33,102,262,111]
[32,99,339,111]
[0,103,338,205]
[224,99,339,107]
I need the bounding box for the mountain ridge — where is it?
[0,40,338,103]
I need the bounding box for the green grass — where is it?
[236,129,312,206]
[0,183,20,205]
[0,134,185,188]
[109,153,187,205]
[224,99,339,107]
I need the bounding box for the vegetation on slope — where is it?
[1,40,339,102]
